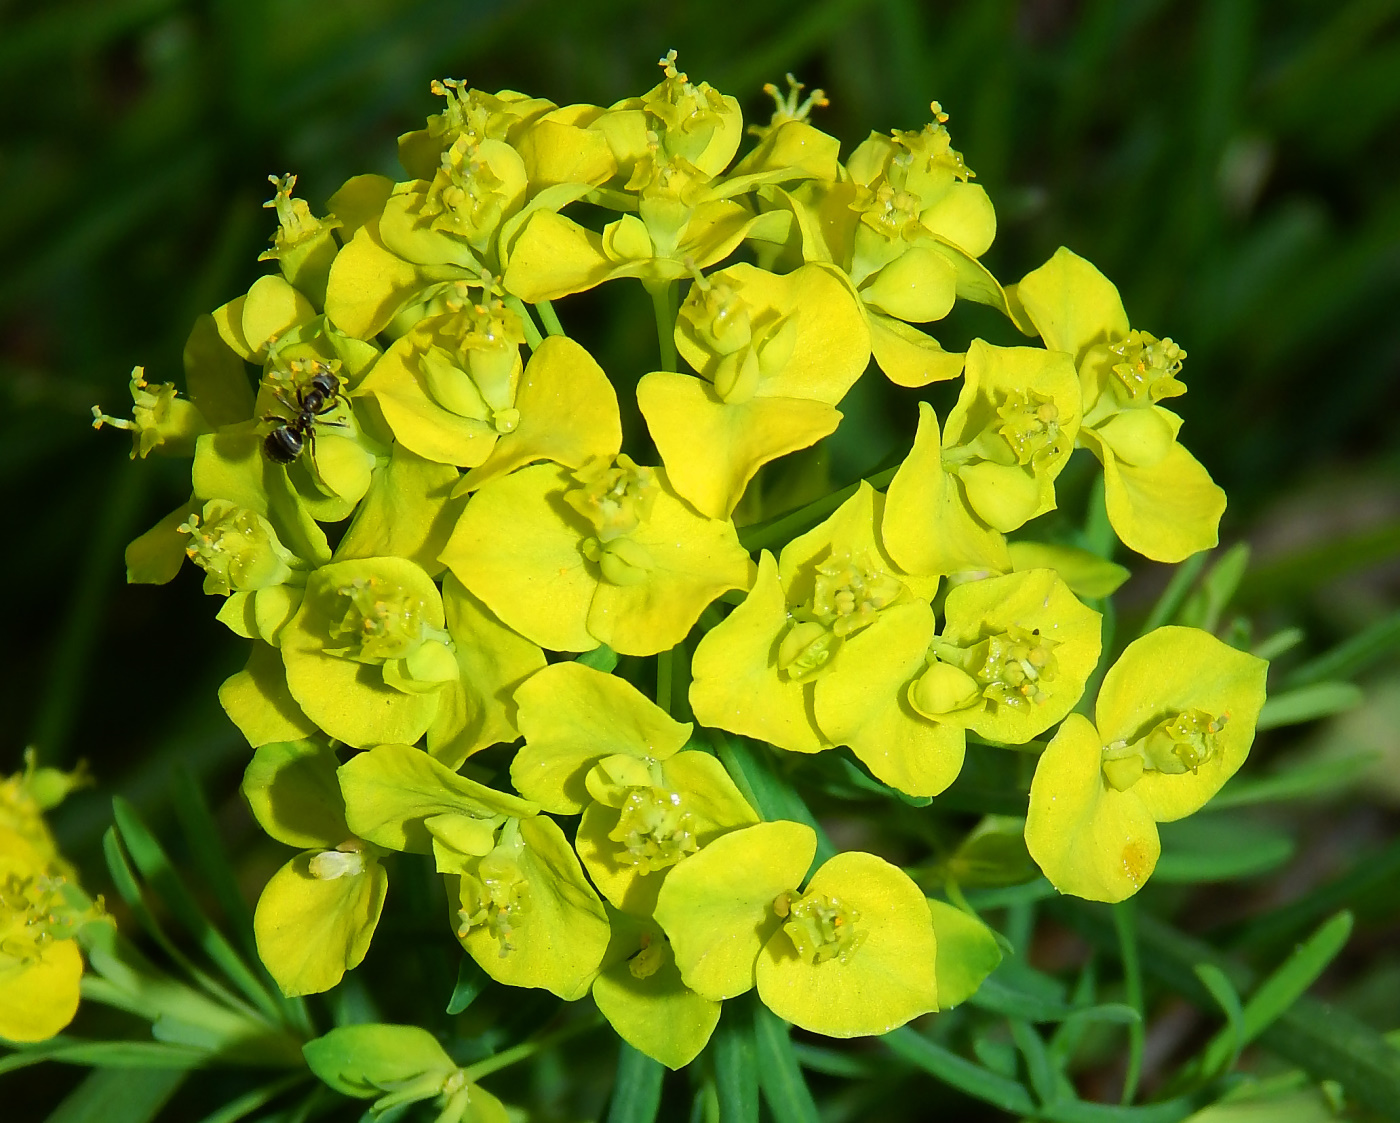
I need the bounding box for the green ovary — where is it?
[995,388,1064,468]
[426,136,511,249]
[323,576,448,666]
[607,787,698,873]
[1108,330,1187,406]
[457,845,530,953]
[777,891,865,966]
[180,500,298,595]
[566,455,658,542]
[628,932,665,980]
[681,277,753,356]
[811,552,903,638]
[1102,709,1225,791]
[969,625,1060,709]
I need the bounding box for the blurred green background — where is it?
[3,0,1399,1117]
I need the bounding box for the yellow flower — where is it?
[1025,626,1267,902]
[1013,247,1225,561]
[638,262,870,519]
[441,455,752,656]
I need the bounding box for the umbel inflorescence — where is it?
[92,51,1267,1099]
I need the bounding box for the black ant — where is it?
[261,364,349,465]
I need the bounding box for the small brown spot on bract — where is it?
[1121,839,1151,885]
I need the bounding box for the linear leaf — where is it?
[1209,751,1378,809]
[712,1001,759,1123]
[0,1039,206,1075]
[1285,610,1400,688]
[111,798,284,1024]
[45,1066,186,1123]
[710,733,836,867]
[605,1042,664,1123]
[884,1027,1035,1114]
[1193,963,1246,1077]
[1256,682,1363,730]
[753,1005,820,1123]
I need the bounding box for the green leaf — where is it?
[1139,550,1208,635]
[1209,752,1378,809]
[1154,816,1295,883]
[1238,912,1353,1047]
[606,1042,664,1123]
[44,1067,186,1123]
[111,798,284,1025]
[1285,610,1400,688]
[709,733,836,868]
[1178,543,1250,633]
[0,1039,207,1075]
[1193,963,1245,1078]
[711,1001,759,1123]
[884,1027,1035,1115]
[753,1004,820,1123]
[789,1043,875,1078]
[1010,1018,1059,1106]
[970,977,1139,1027]
[447,954,491,1016]
[194,1074,309,1123]
[1256,682,1364,730]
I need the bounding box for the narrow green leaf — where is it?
[1256,682,1363,730]
[1114,902,1145,1105]
[884,1027,1035,1114]
[1010,1018,1059,1106]
[169,768,312,1037]
[1140,550,1209,636]
[710,733,836,867]
[195,1074,308,1123]
[1285,610,1400,688]
[169,766,258,958]
[45,1066,186,1123]
[447,954,490,1015]
[964,878,1057,910]
[101,828,257,1021]
[1193,963,1246,1077]
[0,1039,206,1075]
[1154,817,1295,883]
[753,1004,820,1123]
[1209,752,1377,809]
[790,1042,875,1078]
[971,977,1138,1026]
[1179,543,1250,633]
[712,1001,759,1123]
[1239,912,1353,1047]
[1052,905,1400,1121]
[577,643,619,672]
[606,1041,664,1123]
[111,797,284,1024]
[1251,626,1305,662]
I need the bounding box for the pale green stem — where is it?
[648,281,678,372]
[657,647,674,714]
[464,1014,601,1082]
[536,299,566,337]
[1114,900,1146,1104]
[503,295,544,350]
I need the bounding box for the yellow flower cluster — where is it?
[0,754,98,1043]
[101,54,1266,1070]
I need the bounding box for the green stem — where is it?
[739,466,899,552]
[536,299,566,337]
[1114,900,1145,1104]
[503,295,544,350]
[648,281,678,372]
[657,647,674,714]
[464,1014,601,1082]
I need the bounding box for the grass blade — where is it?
[1284,610,1400,688]
[44,1066,186,1123]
